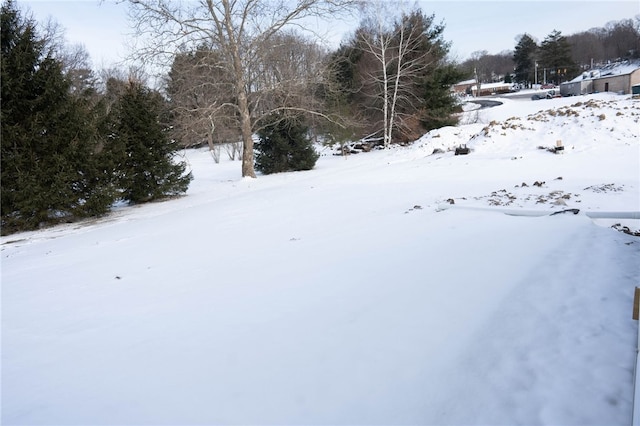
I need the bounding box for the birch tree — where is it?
[125,0,357,178]
[355,3,447,147]
[356,2,394,147]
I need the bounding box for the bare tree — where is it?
[124,0,357,178]
[460,50,514,84]
[567,29,606,67]
[166,48,239,156]
[59,43,100,97]
[356,2,395,148]
[30,16,99,97]
[165,31,329,163]
[250,31,328,121]
[604,19,640,60]
[564,17,639,68]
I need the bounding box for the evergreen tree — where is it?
[513,34,538,86]
[1,0,114,234]
[317,45,361,146]
[328,43,364,107]
[392,10,460,139]
[539,30,578,85]
[419,63,466,131]
[106,81,192,204]
[255,115,319,174]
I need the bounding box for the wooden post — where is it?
[633,288,640,425]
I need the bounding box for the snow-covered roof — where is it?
[454,80,511,89]
[454,78,476,86]
[476,81,511,89]
[568,60,640,83]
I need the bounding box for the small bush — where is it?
[255,114,319,175]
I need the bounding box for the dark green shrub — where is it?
[255,115,319,175]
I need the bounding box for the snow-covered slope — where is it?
[2,93,639,425]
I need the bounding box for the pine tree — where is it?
[513,34,538,86]
[255,115,319,175]
[106,81,192,204]
[393,10,461,138]
[419,63,466,132]
[539,30,578,85]
[1,1,114,234]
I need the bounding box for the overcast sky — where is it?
[20,0,640,68]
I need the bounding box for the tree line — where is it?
[2,0,637,234]
[459,17,640,87]
[164,2,463,154]
[2,0,462,234]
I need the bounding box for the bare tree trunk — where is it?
[238,90,256,177]
[359,2,394,149]
[388,16,406,148]
[206,132,221,163]
[381,35,390,148]
[206,116,220,163]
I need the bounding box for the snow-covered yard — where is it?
[2,93,639,425]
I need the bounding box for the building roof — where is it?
[476,81,511,89]
[454,79,476,86]
[568,60,640,83]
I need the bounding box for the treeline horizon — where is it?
[458,16,640,84]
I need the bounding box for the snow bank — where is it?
[2,93,639,425]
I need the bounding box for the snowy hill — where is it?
[2,93,639,425]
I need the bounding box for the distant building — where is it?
[560,61,640,96]
[474,82,512,96]
[451,79,512,96]
[452,79,476,95]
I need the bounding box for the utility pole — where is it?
[474,67,480,97]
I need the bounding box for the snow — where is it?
[2,93,639,425]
